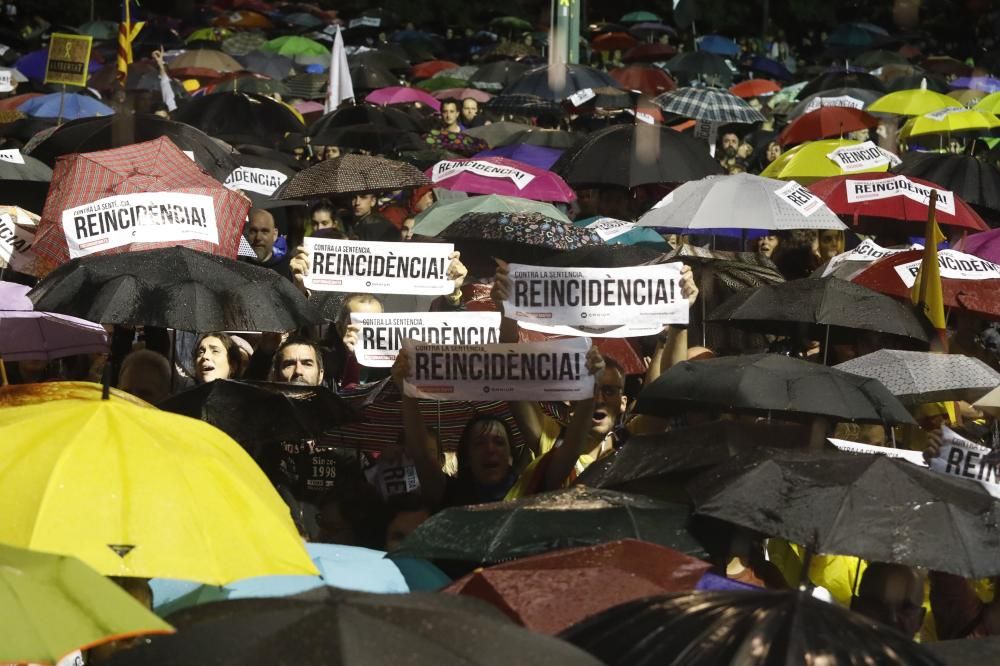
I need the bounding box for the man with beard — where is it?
[269,336,325,385]
[717,131,740,171]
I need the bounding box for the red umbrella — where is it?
[410,60,460,80]
[852,249,1000,320]
[443,540,711,635]
[31,136,250,267]
[0,93,41,110]
[592,32,638,52]
[622,43,676,63]
[729,79,781,99]
[808,173,989,234]
[609,65,676,96]
[431,88,492,102]
[777,107,879,146]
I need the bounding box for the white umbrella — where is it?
[836,349,1000,405]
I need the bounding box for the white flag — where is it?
[325,25,354,114]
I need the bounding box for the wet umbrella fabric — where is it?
[413,194,570,236]
[0,281,108,361]
[503,64,619,102]
[777,106,879,145]
[662,52,733,85]
[237,51,295,80]
[474,144,563,170]
[173,92,303,148]
[689,448,1000,578]
[366,86,441,111]
[653,87,765,123]
[428,156,575,202]
[0,150,51,213]
[28,246,316,333]
[834,350,1000,404]
[892,152,1000,215]
[277,154,430,199]
[798,69,886,99]
[497,127,582,150]
[309,104,428,136]
[462,121,535,147]
[635,353,916,425]
[389,486,705,564]
[18,93,114,119]
[559,590,943,666]
[439,212,603,264]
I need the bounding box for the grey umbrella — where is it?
[653,86,765,123]
[276,154,430,199]
[835,349,1000,405]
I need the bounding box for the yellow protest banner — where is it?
[44,33,93,87]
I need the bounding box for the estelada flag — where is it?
[118,0,144,86]
[911,190,947,336]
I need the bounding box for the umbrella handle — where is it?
[0,357,7,386]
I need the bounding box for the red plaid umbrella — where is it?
[808,173,989,234]
[609,66,676,96]
[777,107,878,146]
[32,136,250,268]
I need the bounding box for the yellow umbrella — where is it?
[900,108,1000,138]
[949,88,987,107]
[0,383,318,585]
[867,88,963,116]
[0,542,173,665]
[760,139,891,184]
[973,91,1000,115]
[0,381,145,407]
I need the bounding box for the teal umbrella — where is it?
[574,216,667,248]
[621,11,661,23]
[78,20,117,41]
[414,193,571,236]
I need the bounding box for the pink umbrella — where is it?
[365,86,441,111]
[432,88,493,102]
[0,282,108,363]
[293,100,325,114]
[426,156,576,203]
[957,227,1000,265]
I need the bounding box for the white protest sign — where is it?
[365,454,421,497]
[924,107,964,122]
[403,337,594,401]
[503,262,689,327]
[803,95,865,113]
[304,237,455,295]
[774,180,824,217]
[0,69,10,90]
[827,438,927,466]
[821,239,919,277]
[61,192,219,258]
[568,88,596,107]
[844,175,956,215]
[351,311,501,367]
[625,108,656,124]
[894,249,1000,288]
[518,320,665,338]
[182,150,195,161]
[0,45,10,57]
[584,217,635,241]
[928,426,1000,498]
[348,16,381,28]
[0,148,22,164]
[430,159,536,190]
[693,119,715,140]
[224,167,288,196]
[0,212,36,272]
[826,141,897,173]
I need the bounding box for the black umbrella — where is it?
[236,51,295,80]
[689,448,1000,578]
[463,121,535,147]
[173,92,304,149]
[503,64,620,102]
[484,93,567,121]
[559,590,943,666]
[309,125,426,156]
[275,153,430,199]
[389,486,705,565]
[25,114,239,182]
[553,124,724,188]
[104,589,603,666]
[309,105,429,140]
[497,127,583,149]
[537,244,664,268]
[786,87,884,120]
[348,49,410,73]
[893,152,1000,216]
[926,637,1000,666]
[349,63,400,91]
[798,70,886,99]
[224,153,299,207]
[470,60,529,92]
[663,51,733,85]
[634,353,916,425]
[885,73,950,93]
[28,246,317,332]
[706,277,931,343]
[215,74,292,98]
[233,144,303,171]
[0,150,51,214]
[439,212,605,264]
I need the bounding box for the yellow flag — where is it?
[911,190,947,333]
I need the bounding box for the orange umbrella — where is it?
[729,79,781,99]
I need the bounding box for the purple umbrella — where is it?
[950,77,1000,93]
[15,49,102,83]
[474,144,564,170]
[426,156,576,202]
[0,282,108,363]
[365,86,441,111]
[957,227,1000,264]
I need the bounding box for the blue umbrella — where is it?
[574,216,667,248]
[697,35,740,58]
[150,544,449,616]
[18,93,113,119]
[475,144,564,170]
[14,48,102,82]
[951,76,1000,93]
[745,56,792,82]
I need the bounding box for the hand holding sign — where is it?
[491,259,511,307]
[679,264,698,308]
[343,324,361,354]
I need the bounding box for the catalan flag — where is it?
[911,189,947,345]
[117,1,145,86]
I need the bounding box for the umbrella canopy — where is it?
[926,638,1000,666]
[29,246,316,332]
[223,152,298,207]
[366,86,441,111]
[222,33,270,58]
[777,106,880,145]
[503,64,619,102]
[707,277,931,342]
[893,152,1000,215]
[0,281,108,361]
[0,542,174,665]
[957,228,1000,264]
[173,92,304,148]
[729,79,781,99]
[31,137,249,266]
[638,173,845,231]
[461,121,534,147]
[654,86,765,123]
[389,486,704,564]
[554,124,723,189]
[798,70,886,99]
[609,65,675,96]
[559,590,942,666]
[484,93,566,121]
[309,104,428,139]
[348,49,410,73]
[411,60,459,79]
[835,349,1000,404]
[18,93,113,120]
[443,540,710,635]
[761,139,892,184]
[0,150,51,214]
[237,50,295,80]
[349,62,400,91]
[474,144,563,170]
[103,588,602,666]
[277,154,430,199]
[428,156,575,202]
[635,353,916,425]
[690,448,1000,578]
[439,211,602,264]
[663,52,733,85]
[868,88,964,115]
[260,35,330,57]
[697,34,740,57]
[431,87,492,102]
[413,193,570,236]
[208,72,291,98]
[808,172,989,233]
[469,60,529,92]
[974,92,1000,115]
[623,43,678,64]
[168,49,244,76]
[901,109,1000,138]
[420,130,490,158]
[309,125,425,156]
[496,127,582,150]
[15,49,102,82]
[887,73,951,95]
[0,388,318,584]
[786,87,884,119]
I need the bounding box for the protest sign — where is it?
[430,159,536,189]
[61,192,219,258]
[821,239,919,277]
[224,167,288,196]
[928,426,1000,498]
[44,33,93,87]
[518,320,665,338]
[351,311,501,367]
[774,181,824,217]
[348,16,381,28]
[304,237,455,295]
[0,212,36,272]
[624,108,656,125]
[584,217,635,241]
[826,141,899,173]
[0,149,24,164]
[844,175,956,215]
[803,95,865,113]
[502,262,689,328]
[568,88,596,107]
[403,337,594,401]
[827,438,927,466]
[894,249,1000,288]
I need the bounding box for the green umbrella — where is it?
[261,35,330,57]
[490,16,533,32]
[0,543,174,664]
[78,20,118,41]
[620,11,661,23]
[414,193,572,236]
